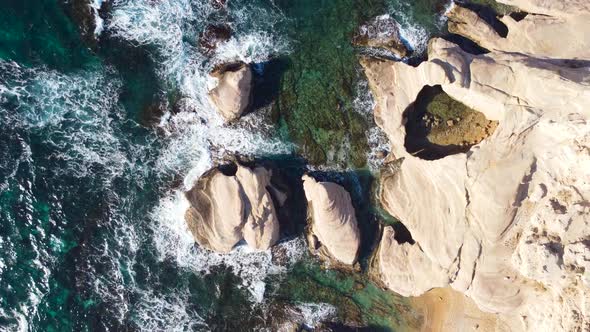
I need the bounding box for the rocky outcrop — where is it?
[353,15,409,58]
[374,226,448,297]
[447,2,590,59]
[211,0,227,10]
[302,175,360,266]
[361,0,590,330]
[199,24,232,54]
[208,62,253,123]
[185,164,281,252]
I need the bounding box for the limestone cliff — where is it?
[361,1,590,330]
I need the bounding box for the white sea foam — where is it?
[0,61,134,182]
[155,109,292,190]
[132,289,208,332]
[296,302,337,328]
[386,4,432,54]
[214,31,291,65]
[352,72,391,171]
[90,0,106,36]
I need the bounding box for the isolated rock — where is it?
[208,62,253,123]
[353,15,409,58]
[185,164,281,252]
[302,175,360,265]
[199,23,232,53]
[361,2,590,329]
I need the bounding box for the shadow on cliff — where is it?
[403,85,471,160]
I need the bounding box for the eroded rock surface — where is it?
[362,0,590,330]
[185,164,281,252]
[447,2,590,59]
[302,175,360,266]
[208,62,253,123]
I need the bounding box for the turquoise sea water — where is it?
[0,0,448,330]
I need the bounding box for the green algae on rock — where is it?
[404,85,498,160]
[269,260,422,330]
[273,0,389,168]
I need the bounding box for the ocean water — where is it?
[0,0,448,330]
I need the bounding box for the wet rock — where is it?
[353,15,409,58]
[199,23,232,53]
[211,0,227,10]
[208,62,253,123]
[302,175,360,265]
[63,0,105,45]
[361,11,590,328]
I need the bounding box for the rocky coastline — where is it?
[361,0,590,330]
[178,0,590,330]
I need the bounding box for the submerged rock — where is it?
[211,0,227,10]
[208,62,253,123]
[64,0,106,45]
[199,23,232,54]
[185,163,281,252]
[302,175,360,266]
[353,15,409,58]
[361,0,590,329]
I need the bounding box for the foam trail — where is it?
[132,289,208,331]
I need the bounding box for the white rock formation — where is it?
[236,166,281,250]
[362,0,590,330]
[447,3,590,60]
[302,175,361,266]
[208,62,253,123]
[185,164,280,252]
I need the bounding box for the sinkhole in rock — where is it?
[403,85,498,160]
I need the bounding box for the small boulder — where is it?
[185,164,282,252]
[353,15,409,58]
[208,62,253,123]
[302,175,360,265]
